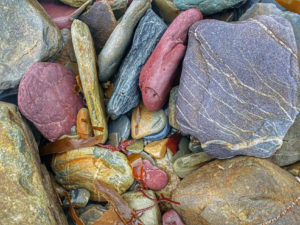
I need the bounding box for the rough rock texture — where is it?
[79,0,117,52]
[18,62,84,142]
[98,0,151,82]
[153,0,181,24]
[0,102,68,225]
[59,0,89,7]
[72,19,108,143]
[107,9,167,119]
[52,146,134,202]
[0,0,63,92]
[139,9,203,111]
[172,157,300,225]
[176,15,300,158]
[174,0,246,15]
[239,3,300,66]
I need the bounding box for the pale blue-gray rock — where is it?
[63,188,90,208]
[79,204,107,225]
[176,15,299,159]
[108,115,131,141]
[107,9,167,119]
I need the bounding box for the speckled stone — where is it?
[176,15,300,159]
[152,0,181,24]
[98,0,151,82]
[144,138,169,159]
[168,86,180,129]
[63,188,90,208]
[173,157,300,225]
[107,9,167,119]
[79,204,107,225]
[108,115,131,141]
[0,0,62,92]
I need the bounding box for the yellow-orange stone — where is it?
[275,0,300,14]
[76,108,93,138]
[144,138,168,159]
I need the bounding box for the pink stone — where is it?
[142,159,168,191]
[139,9,202,111]
[18,62,84,142]
[163,209,185,225]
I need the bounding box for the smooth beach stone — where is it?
[168,86,180,129]
[176,15,299,159]
[108,115,131,141]
[59,0,89,7]
[18,62,84,142]
[51,146,134,202]
[63,188,90,208]
[239,3,300,66]
[173,0,246,15]
[163,209,185,225]
[139,9,203,111]
[79,204,107,225]
[98,0,151,82]
[0,102,68,225]
[127,139,144,153]
[285,162,300,177]
[153,0,181,24]
[79,0,117,52]
[107,9,167,119]
[0,0,63,93]
[141,151,157,166]
[168,136,190,162]
[108,132,121,147]
[144,120,171,141]
[144,138,169,159]
[77,108,93,138]
[275,0,300,13]
[72,19,108,143]
[131,103,167,139]
[172,157,300,225]
[188,136,202,153]
[173,152,213,178]
[123,191,161,225]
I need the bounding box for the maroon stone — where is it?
[163,209,185,225]
[142,159,168,191]
[18,62,84,142]
[139,9,202,111]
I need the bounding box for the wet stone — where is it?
[127,139,144,154]
[144,138,169,159]
[76,108,93,139]
[108,115,131,141]
[107,132,121,147]
[79,204,107,225]
[143,159,168,190]
[63,188,90,208]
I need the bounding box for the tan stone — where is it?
[153,0,180,24]
[76,108,93,138]
[144,138,169,159]
[71,19,108,143]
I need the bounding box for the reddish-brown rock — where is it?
[18,62,84,142]
[139,9,202,111]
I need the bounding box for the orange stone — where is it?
[275,0,300,14]
[76,108,93,138]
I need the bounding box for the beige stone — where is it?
[144,138,169,159]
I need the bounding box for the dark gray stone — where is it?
[107,9,167,119]
[63,188,90,208]
[108,115,131,141]
[176,15,299,158]
[79,204,107,225]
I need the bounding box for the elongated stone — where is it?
[0,0,62,92]
[107,9,167,119]
[168,86,179,129]
[98,0,151,82]
[0,102,67,225]
[71,19,108,143]
[176,15,299,158]
[77,108,93,138]
[52,146,134,202]
[108,115,131,141]
[153,0,181,24]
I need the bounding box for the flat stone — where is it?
[173,0,246,15]
[18,62,84,142]
[98,0,151,82]
[108,115,131,141]
[131,103,167,139]
[63,188,90,208]
[79,204,107,225]
[123,190,161,225]
[168,86,180,129]
[127,139,144,154]
[144,138,169,159]
[79,0,117,52]
[52,146,134,202]
[163,209,185,225]
[72,19,108,143]
[139,9,202,111]
[239,3,300,66]
[59,0,89,7]
[152,0,181,24]
[173,152,213,178]
[77,108,93,138]
[176,15,299,158]
[0,102,68,225]
[107,9,167,119]
[172,157,300,225]
[0,0,63,92]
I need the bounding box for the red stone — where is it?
[139,9,202,111]
[163,209,185,225]
[18,62,84,142]
[143,159,168,191]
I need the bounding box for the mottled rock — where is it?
[0,102,67,225]
[79,204,107,225]
[72,19,108,143]
[77,108,93,138]
[108,132,121,147]
[131,103,167,139]
[144,138,169,159]
[18,62,84,142]
[59,0,88,7]
[52,146,134,202]
[168,86,180,129]
[79,0,117,52]
[173,157,300,225]
[239,3,300,66]
[63,188,90,208]
[98,0,151,82]
[127,139,144,153]
[163,209,185,225]
[108,115,131,141]
[177,15,299,158]
[0,0,62,92]
[153,0,181,24]
[139,9,203,111]
[174,0,246,15]
[107,9,167,119]
[123,190,161,225]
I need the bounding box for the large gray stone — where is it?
[107,9,167,119]
[176,15,299,158]
[0,0,62,92]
